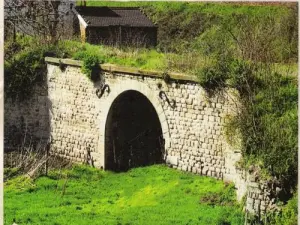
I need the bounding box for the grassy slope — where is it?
[55,39,297,77]
[84,1,289,17]
[73,1,297,76]
[4,165,244,225]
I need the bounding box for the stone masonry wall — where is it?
[46,62,241,177]
[46,61,279,218]
[47,64,103,166]
[4,84,50,149]
[4,58,279,218]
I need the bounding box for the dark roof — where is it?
[75,6,156,28]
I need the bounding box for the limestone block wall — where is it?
[115,75,239,181]
[47,64,103,165]
[48,63,241,191]
[45,60,241,176]
[5,57,279,218]
[246,173,280,218]
[4,84,50,149]
[158,83,238,180]
[45,61,279,217]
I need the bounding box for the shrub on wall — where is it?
[198,57,297,183]
[4,36,104,101]
[4,36,69,101]
[197,66,227,91]
[73,52,102,81]
[5,46,47,101]
[267,191,298,225]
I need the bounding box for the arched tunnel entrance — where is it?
[105,90,165,171]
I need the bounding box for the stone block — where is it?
[205,158,212,163]
[202,166,209,174]
[166,155,178,166]
[182,165,188,171]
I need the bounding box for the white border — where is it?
[0,0,3,222]
[1,1,299,225]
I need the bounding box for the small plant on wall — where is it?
[162,71,171,84]
[74,52,102,82]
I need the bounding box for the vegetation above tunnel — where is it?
[86,1,297,63]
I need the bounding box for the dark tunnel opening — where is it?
[105,90,165,172]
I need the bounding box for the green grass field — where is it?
[4,165,244,225]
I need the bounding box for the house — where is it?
[72,6,158,47]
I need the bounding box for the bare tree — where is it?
[4,0,74,43]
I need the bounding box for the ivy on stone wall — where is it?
[4,36,68,101]
[197,58,297,191]
[5,46,47,101]
[4,37,103,101]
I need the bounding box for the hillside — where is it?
[84,1,297,63]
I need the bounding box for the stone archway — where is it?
[105,90,164,171]
[97,80,171,170]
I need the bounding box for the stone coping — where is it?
[45,57,198,82]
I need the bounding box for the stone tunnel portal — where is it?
[105,90,165,171]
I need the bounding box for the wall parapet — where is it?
[44,57,199,82]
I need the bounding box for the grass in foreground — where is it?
[4,164,244,225]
